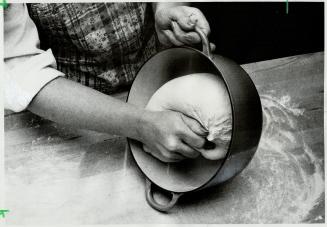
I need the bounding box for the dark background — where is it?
[191,2,324,64]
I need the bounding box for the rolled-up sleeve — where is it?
[4,4,64,112]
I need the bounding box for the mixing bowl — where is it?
[127,28,262,212]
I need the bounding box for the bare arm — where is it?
[28,77,207,162]
[9,3,209,162]
[28,77,145,140]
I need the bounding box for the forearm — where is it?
[28,77,146,140]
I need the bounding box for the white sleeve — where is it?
[4,4,64,112]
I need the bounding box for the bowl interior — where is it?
[127,47,228,193]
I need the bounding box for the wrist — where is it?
[130,108,153,142]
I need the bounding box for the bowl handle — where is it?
[194,26,212,59]
[145,178,183,212]
[171,21,212,59]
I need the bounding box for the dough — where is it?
[145,73,232,160]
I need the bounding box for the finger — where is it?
[144,145,184,163]
[178,128,206,151]
[169,8,197,31]
[144,145,174,162]
[210,42,216,52]
[171,21,201,45]
[163,29,184,46]
[181,130,206,150]
[161,148,185,161]
[156,149,185,162]
[200,146,227,160]
[157,31,174,47]
[176,142,200,159]
[191,9,211,37]
[175,7,211,36]
[143,145,153,154]
[180,114,208,136]
[167,7,210,36]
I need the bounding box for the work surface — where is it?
[4,52,324,224]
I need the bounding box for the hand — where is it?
[138,110,207,162]
[154,5,215,50]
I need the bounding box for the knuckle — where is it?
[194,138,205,149]
[192,7,201,14]
[175,32,184,40]
[184,35,196,43]
[166,138,178,151]
[187,7,201,17]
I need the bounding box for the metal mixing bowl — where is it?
[127,29,262,212]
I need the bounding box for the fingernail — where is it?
[200,128,209,136]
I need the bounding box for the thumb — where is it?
[169,8,197,31]
[175,14,197,31]
[175,7,211,36]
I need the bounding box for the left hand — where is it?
[154,5,215,50]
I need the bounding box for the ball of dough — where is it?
[145,73,232,160]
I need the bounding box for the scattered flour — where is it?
[238,93,324,223]
[185,93,324,223]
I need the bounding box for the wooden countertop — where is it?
[4,52,324,224]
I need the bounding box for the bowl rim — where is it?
[126,45,259,193]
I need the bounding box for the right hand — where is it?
[154,5,215,51]
[137,110,208,162]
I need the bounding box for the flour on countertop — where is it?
[177,93,324,223]
[237,94,324,223]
